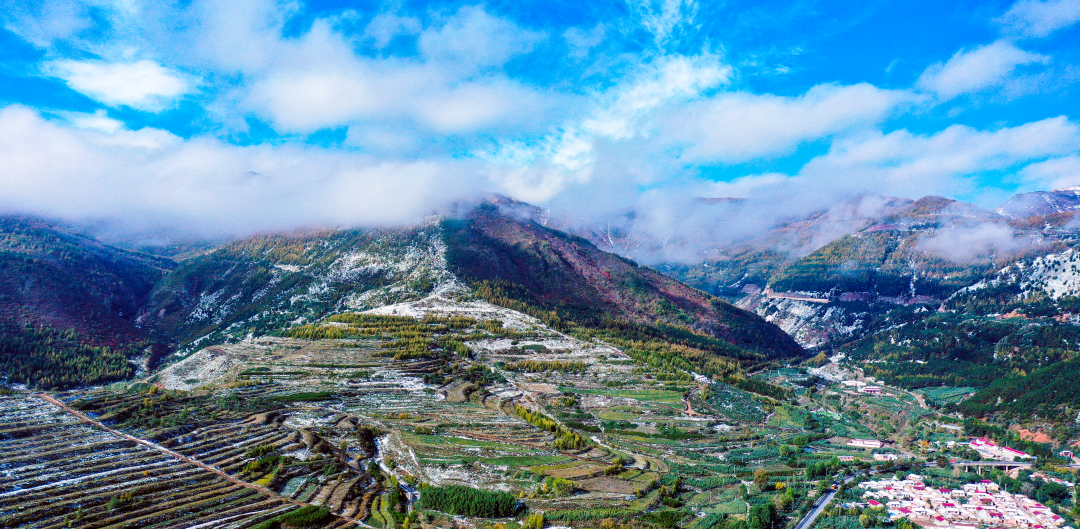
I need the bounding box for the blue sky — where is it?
[1,0,1080,237]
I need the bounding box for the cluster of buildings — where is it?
[858,475,1071,529]
[1032,472,1077,489]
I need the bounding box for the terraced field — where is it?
[0,395,357,529]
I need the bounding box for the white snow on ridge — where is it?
[1019,247,1080,299]
[364,295,543,331]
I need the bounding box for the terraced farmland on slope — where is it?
[0,395,358,529]
[3,298,978,529]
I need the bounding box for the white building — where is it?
[848,438,884,449]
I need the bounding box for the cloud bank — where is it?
[0,0,1078,254]
[0,106,478,239]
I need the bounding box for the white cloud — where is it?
[482,54,731,201]
[703,172,794,199]
[363,12,422,49]
[997,0,1080,38]
[62,109,125,133]
[633,0,698,45]
[1016,155,1080,189]
[564,24,606,59]
[587,55,731,140]
[686,117,1080,207]
[48,59,189,110]
[916,223,1030,262]
[664,83,913,163]
[418,6,545,70]
[181,0,298,73]
[234,9,559,136]
[916,41,1048,99]
[0,105,479,237]
[2,0,93,47]
[796,117,1080,198]
[8,0,1080,245]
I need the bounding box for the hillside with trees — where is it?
[0,216,173,388]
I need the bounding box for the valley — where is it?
[4,193,1080,529]
[6,294,1078,529]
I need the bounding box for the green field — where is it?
[919,386,976,404]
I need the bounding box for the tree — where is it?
[754,468,769,490]
[749,504,777,529]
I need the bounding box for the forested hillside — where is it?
[0,216,174,388]
[135,201,804,373]
[443,201,804,369]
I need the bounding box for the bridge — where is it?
[952,460,1032,473]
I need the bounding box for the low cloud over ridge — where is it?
[0,0,1078,249]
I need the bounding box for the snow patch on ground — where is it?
[746,296,868,349]
[1019,248,1080,298]
[283,411,337,430]
[156,345,263,390]
[365,295,542,331]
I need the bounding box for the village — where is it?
[858,474,1072,529]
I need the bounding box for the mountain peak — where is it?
[995,187,1080,217]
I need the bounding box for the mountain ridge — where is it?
[0,203,804,389]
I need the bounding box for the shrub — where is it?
[524,513,545,529]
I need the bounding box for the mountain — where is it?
[443,200,804,365]
[995,186,1080,218]
[135,200,803,372]
[0,216,175,388]
[545,188,1080,422]
[138,220,461,350]
[12,184,1080,421]
[600,192,1076,347]
[5,206,804,390]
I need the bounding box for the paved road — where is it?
[793,476,857,529]
[794,488,837,529]
[34,393,371,528]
